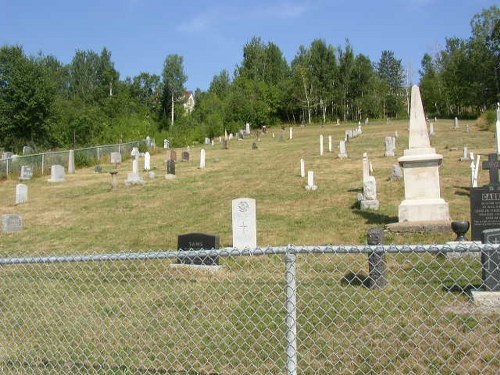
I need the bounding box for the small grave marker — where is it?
[2,214,23,233]
[19,165,33,181]
[48,165,65,182]
[178,233,219,266]
[15,184,28,204]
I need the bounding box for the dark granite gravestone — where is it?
[167,160,176,175]
[481,229,500,291]
[169,150,177,161]
[222,140,228,150]
[182,151,190,162]
[470,153,500,240]
[178,233,219,266]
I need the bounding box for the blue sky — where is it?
[1,0,497,91]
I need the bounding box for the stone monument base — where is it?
[360,199,379,210]
[386,220,452,233]
[398,198,450,222]
[165,174,176,180]
[471,290,500,310]
[125,173,145,186]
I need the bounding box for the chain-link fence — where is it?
[0,141,143,179]
[1,243,499,374]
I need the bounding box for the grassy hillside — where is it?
[0,119,494,257]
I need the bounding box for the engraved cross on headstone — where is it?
[239,222,248,233]
[482,153,500,185]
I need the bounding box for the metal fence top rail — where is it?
[1,243,497,266]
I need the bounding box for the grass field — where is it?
[0,119,495,256]
[0,119,498,374]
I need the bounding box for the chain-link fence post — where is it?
[367,228,387,289]
[285,247,297,375]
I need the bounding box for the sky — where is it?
[1,0,497,91]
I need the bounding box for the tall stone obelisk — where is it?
[397,85,450,223]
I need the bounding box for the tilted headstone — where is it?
[232,198,257,250]
[48,165,65,182]
[15,184,28,204]
[470,154,500,240]
[178,233,219,266]
[2,214,23,233]
[480,229,500,291]
[19,165,33,181]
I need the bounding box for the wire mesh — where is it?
[0,141,142,178]
[0,245,498,374]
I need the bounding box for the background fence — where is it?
[0,141,143,179]
[0,244,499,374]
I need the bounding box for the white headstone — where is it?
[200,149,206,169]
[319,135,324,156]
[68,150,75,174]
[289,127,293,140]
[328,136,332,152]
[232,198,257,250]
[391,164,403,180]
[2,214,23,232]
[163,139,170,149]
[144,152,151,171]
[362,153,370,182]
[300,159,305,178]
[19,165,33,180]
[48,165,65,182]
[126,153,144,185]
[16,184,28,204]
[384,136,396,157]
[360,176,379,210]
[305,171,318,191]
[496,103,500,154]
[429,122,435,136]
[338,141,347,159]
[245,123,251,135]
[454,117,459,129]
[110,152,122,164]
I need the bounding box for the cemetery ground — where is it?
[1,120,498,373]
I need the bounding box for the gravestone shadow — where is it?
[454,185,470,197]
[351,204,398,225]
[341,271,370,288]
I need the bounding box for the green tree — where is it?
[0,45,57,150]
[161,54,187,129]
[209,69,231,98]
[377,50,406,118]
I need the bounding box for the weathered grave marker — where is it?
[15,184,28,204]
[2,214,22,233]
[19,165,33,181]
[480,229,500,291]
[165,160,176,179]
[68,150,75,174]
[48,165,65,182]
[199,149,206,169]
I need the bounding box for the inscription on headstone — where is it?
[471,154,500,240]
[19,165,33,180]
[178,233,219,266]
[16,184,28,204]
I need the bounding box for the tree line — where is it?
[0,5,497,152]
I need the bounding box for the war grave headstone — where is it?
[48,165,65,182]
[165,159,176,179]
[2,214,23,233]
[68,150,75,174]
[470,154,500,241]
[177,233,220,267]
[232,198,257,250]
[15,184,28,204]
[19,165,33,181]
